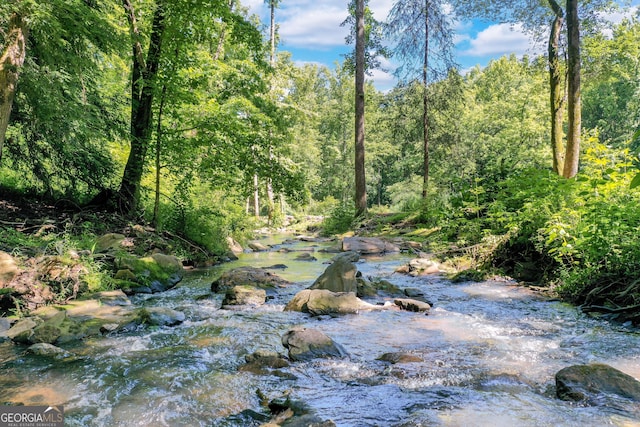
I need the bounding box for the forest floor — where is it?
[0,194,213,316]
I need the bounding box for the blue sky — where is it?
[244,0,639,91]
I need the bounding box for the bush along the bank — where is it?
[407,139,640,324]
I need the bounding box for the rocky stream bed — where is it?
[1,234,640,426]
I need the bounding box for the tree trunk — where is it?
[266,0,276,223]
[153,85,167,228]
[422,1,430,200]
[253,172,260,217]
[269,2,276,65]
[563,0,581,178]
[354,0,367,217]
[119,0,166,214]
[0,12,28,166]
[548,0,565,175]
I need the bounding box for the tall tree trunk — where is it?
[153,85,167,228]
[354,0,367,217]
[119,0,165,214]
[563,0,581,178]
[269,2,276,64]
[548,0,565,175]
[266,0,276,223]
[422,1,430,200]
[0,12,28,166]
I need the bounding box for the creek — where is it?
[1,234,639,426]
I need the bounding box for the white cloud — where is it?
[279,5,351,47]
[243,0,264,16]
[243,0,394,49]
[598,6,638,38]
[463,23,534,57]
[599,6,639,25]
[367,68,396,92]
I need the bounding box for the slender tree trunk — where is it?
[0,12,28,166]
[269,2,276,64]
[266,0,276,223]
[563,0,581,178]
[119,0,166,214]
[253,172,260,217]
[354,0,367,217]
[153,85,167,228]
[422,1,430,200]
[548,0,565,175]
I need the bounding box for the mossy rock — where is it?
[6,317,42,344]
[115,253,183,293]
[95,233,126,253]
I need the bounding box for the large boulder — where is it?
[222,285,267,307]
[282,327,349,362]
[555,363,640,402]
[211,267,290,293]
[285,289,380,316]
[341,237,400,255]
[310,257,357,293]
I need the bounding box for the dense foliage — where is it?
[1,2,639,318]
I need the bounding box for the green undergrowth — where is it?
[324,141,640,323]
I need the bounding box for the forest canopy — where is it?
[1,1,640,314]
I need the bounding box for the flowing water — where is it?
[1,235,640,426]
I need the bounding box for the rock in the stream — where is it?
[394,298,431,313]
[285,289,380,316]
[310,256,358,293]
[282,327,349,362]
[26,343,73,359]
[295,253,317,261]
[93,290,131,306]
[357,277,403,298]
[341,237,400,254]
[396,258,442,276]
[555,363,640,402]
[211,267,290,292]
[248,241,269,252]
[5,317,41,344]
[267,394,336,427]
[239,349,291,375]
[378,352,423,364]
[31,309,67,344]
[262,264,288,270]
[140,307,186,326]
[226,237,244,255]
[222,285,267,307]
